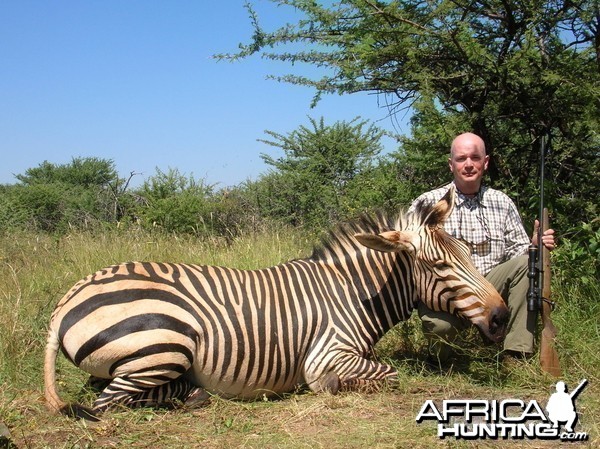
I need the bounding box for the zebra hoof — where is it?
[184,388,211,409]
[319,372,341,394]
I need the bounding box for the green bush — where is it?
[1,158,125,233]
[135,168,216,235]
[0,183,108,233]
[553,220,600,287]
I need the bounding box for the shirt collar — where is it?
[451,182,488,207]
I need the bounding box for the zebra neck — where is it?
[326,251,416,339]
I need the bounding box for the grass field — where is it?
[1,227,598,448]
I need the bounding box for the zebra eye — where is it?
[434,261,452,270]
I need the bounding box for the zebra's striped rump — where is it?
[44,186,508,419]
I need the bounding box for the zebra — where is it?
[44,187,509,420]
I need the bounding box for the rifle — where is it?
[527,135,561,377]
[569,379,588,400]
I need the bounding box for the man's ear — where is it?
[355,230,418,253]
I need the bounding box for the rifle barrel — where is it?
[537,136,547,302]
[569,379,588,399]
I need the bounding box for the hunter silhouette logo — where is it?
[416,379,589,441]
[546,379,587,433]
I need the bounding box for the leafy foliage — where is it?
[135,168,216,235]
[553,220,600,286]
[254,116,394,227]
[221,0,599,233]
[0,158,124,232]
[16,157,117,188]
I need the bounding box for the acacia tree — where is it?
[220,0,599,229]
[5,158,122,231]
[256,116,388,227]
[0,158,143,231]
[15,157,118,188]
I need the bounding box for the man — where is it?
[409,132,555,362]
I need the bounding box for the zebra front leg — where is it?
[304,354,397,395]
[338,358,398,393]
[93,376,209,413]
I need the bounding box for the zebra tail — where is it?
[44,328,99,421]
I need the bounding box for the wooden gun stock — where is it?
[539,208,561,376]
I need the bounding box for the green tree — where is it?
[222,0,599,230]
[256,116,389,227]
[16,157,118,188]
[2,157,131,232]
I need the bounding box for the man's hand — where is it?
[532,219,556,251]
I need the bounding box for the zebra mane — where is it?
[310,207,424,262]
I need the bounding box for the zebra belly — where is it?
[188,355,305,399]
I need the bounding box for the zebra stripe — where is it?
[44,187,509,419]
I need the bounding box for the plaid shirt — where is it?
[409,182,530,276]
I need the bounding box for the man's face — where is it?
[449,138,489,194]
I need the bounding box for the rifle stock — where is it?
[539,208,561,376]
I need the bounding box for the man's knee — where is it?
[421,315,459,339]
[512,255,529,284]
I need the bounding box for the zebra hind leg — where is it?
[306,371,341,394]
[93,376,210,413]
[86,375,111,392]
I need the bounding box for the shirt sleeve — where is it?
[503,200,531,260]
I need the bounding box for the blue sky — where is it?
[1,1,410,188]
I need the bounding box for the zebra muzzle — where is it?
[485,305,510,343]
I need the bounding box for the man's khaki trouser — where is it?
[418,255,536,359]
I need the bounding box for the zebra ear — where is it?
[424,185,456,227]
[355,231,418,253]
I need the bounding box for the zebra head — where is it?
[355,187,509,343]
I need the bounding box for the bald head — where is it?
[450,133,486,158]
